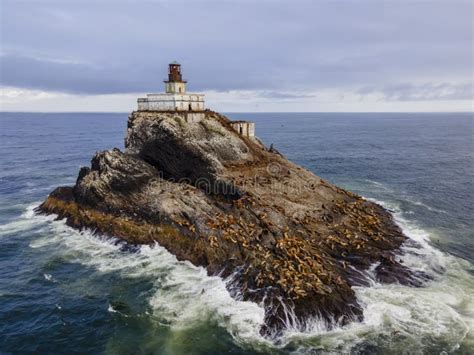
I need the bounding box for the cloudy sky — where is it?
[1,0,472,112]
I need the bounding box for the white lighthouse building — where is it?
[137,62,205,117]
[137,62,255,137]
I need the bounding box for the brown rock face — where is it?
[38,110,419,336]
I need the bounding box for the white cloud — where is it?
[1,86,472,113]
[0,86,138,112]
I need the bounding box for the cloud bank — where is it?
[1,0,472,111]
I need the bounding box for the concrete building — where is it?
[229,121,255,138]
[137,62,205,121]
[137,62,255,135]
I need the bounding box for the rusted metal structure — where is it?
[165,61,187,83]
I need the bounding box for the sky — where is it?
[1,0,473,112]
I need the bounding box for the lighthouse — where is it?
[136,62,255,136]
[164,61,187,94]
[137,62,205,118]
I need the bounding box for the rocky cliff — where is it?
[38,110,420,335]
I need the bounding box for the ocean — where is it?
[0,112,473,353]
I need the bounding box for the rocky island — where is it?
[38,63,419,336]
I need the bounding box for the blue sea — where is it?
[0,112,473,353]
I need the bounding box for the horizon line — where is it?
[1,111,473,114]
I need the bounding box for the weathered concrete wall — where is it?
[230,121,255,138]
[137,93,205,112]
[166,82,187,94]
[248,122,255,137]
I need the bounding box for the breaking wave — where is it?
[276,199,474,352]
[14,204,271,349]
[6,200,474,353]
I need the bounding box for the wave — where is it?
[276,198,474,352]
[5,201,474,352]
[0,203,55,236]
[364,179,394,192]
[402,196,449,215]
[12,205,271,349]
[363,180,449,215]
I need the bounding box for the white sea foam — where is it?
[7,200,474,352]
[404,197,449,214]
[364,179,394,192]
[363,180,449,214]
[0,203,54,236]
[277,198,474,352]
[107,304,129,317]
[17,205,269,348]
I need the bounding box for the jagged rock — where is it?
[38,110,418,336]
[125,111,257,184]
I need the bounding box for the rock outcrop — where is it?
[38,110,419,336]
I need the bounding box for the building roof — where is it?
[230,120,255,124]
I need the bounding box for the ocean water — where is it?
[0,112,473,354]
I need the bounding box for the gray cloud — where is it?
[255,91,318,100]
[359,82,473,101]
[1,0,472,100]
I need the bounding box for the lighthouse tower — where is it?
[136,62,254,136]
[137,62,205,120]
[164,62,187,94]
